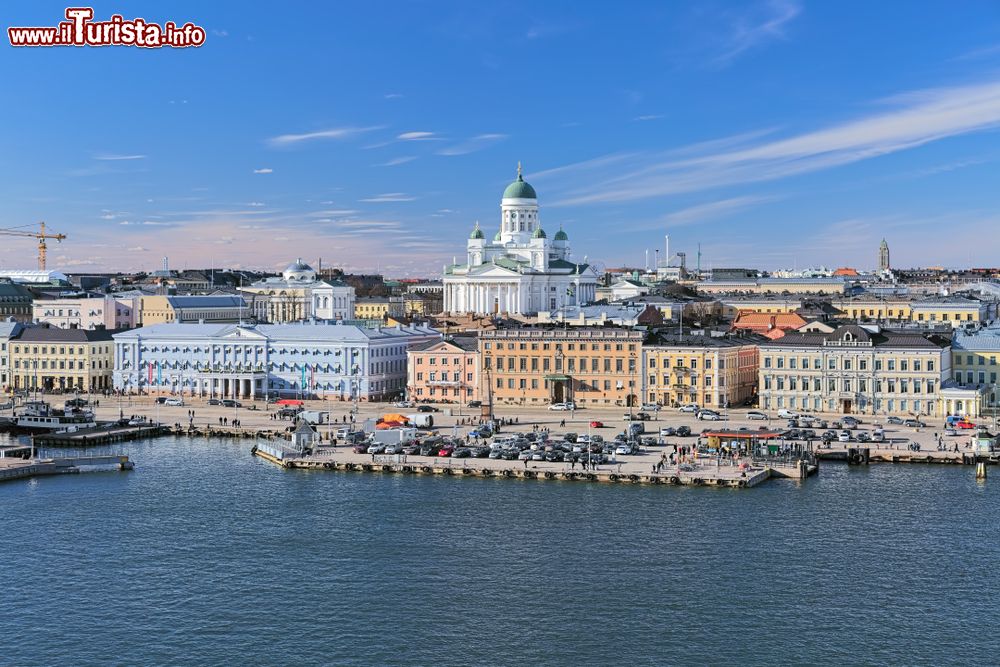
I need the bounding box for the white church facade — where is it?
[442,165,599,315]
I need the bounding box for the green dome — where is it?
[554,226,568,241]
[494,230,502,241]
[532,227,546,239]
[503,163,537,199]
[469,223,484,239]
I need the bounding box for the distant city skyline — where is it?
[4,1,1000,275]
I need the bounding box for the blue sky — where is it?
[4,1,1000,275]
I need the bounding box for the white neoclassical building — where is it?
[239,258,355,323]
[442,165,599,315]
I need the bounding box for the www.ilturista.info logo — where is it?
[8,7,206,48]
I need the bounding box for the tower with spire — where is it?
[879,238,890,272]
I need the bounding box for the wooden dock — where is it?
[253,447,777,489]
[815,446,1000,465]
[30,423,169,447]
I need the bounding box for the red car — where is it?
[590,420,604,428]
[954,420,976,429]
[437,445,455,457]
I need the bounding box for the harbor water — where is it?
[1,434,998,666]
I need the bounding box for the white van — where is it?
[777,409,798,419]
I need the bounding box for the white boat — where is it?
[14,401,97,432]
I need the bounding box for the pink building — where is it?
[33,296,137,330]
[406,336,480,404]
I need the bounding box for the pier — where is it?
[29,423,170,447]
[252,446,817,489]
[815,444,1000,465]
[0,455,134,483]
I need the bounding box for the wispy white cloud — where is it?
[247,201,266,207]
[397,131,439,141]
[633,115,664,122]
[660,195,782,228]
[359,192,416,203]
[551,79,1000,206]
[384,93,404,99]
[376,156,417,166]
[252,168,273,174]
[711,0,802,66]
[211,29,228,37]
[267,126,382,147]
[437,133,507,156]
[94,154,146,161]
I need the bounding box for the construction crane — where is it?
[0,222,67,270]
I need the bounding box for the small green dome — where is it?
[502,162,537,199]
[470,223,484,239]
[554,226,568,241]
[494,230,502,241]
[532,227,546,239]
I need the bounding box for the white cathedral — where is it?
[442,164,599,315]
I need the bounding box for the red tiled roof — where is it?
[730,310,807,333]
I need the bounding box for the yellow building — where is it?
[9,326,115,393]
[138,295,247,326]
[717,296,804,319]
[698,277,848,295]
[354,296,405,321]
[480,327,644,407]
[831,296,913,321]
[642,333,760,409]
[758,325,951,417]
[910,295,994,326]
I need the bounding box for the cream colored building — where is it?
[138,295,248,326]
[9,326,115,393]
[758,325,951,417]
[642,333,760,409]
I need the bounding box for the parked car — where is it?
[164,397,184,407]
[659,427,675,437]
[944,427,958,437]
[367,444,386,454]
[871,430,885,442]
[887,416,904,425]
[548,403,572,411]
[472,446,491,458]
[614,444,631,456]
[821,430,837,441]
[469,428,492,438]
[207,399,221,406]
[698,411,722,421]
[777,409,798,419]
[800,429,816,439]
[837,431,851,442]
[221,399,242,408]
[676,426,692,437]
[842,416,861,427]
[467,400,482,408]
[416,405,439,413]
[954,419,976,429]
[383,444,402,455]
[590,420,604,428]
[155,397,169,405]
[437,445,455,457]
[904,419,926,428]
[623,412,650,421]
[452,448,471,458]
[402,444,421,455]
[747,411,768,421]
[641,403,661,412]
[678,404,699,413]
[855,431,871,442]
[518,450,533,461]
[353,444,368,453]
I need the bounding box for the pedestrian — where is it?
[523,458,528,469]
[218,416,223,426]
